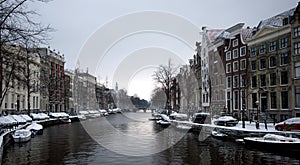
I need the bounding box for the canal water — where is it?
[2,112,300,165]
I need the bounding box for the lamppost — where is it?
[255,100,260,129]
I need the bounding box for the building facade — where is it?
[247,7,296,122]
[38,48,65,112]
[200,27,223,113]
[1,45,40,114]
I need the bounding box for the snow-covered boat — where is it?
[156,114,171,127]
[12,129,32,143]
[211,130,228,140]
[175,122,193,131]
[26,122,43,135]
[244,134,300,152]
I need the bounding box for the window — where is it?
[252,76,257,88]
[260,74,266,87]
[260,58,266,69]
[233,49,238,59]
[296,86,300,108]
[270,92,277,109]
[33,96,35,109]
[281,71,288,85]
[281,91,289,109]
[269,56,276,68]
[280,38,288,49]
[280,52,289,65]
[233,61,238,71]
[251,47,257,56]
[226,51,231,60]
[241,75,246,87]
[227,77,231,88]
[251,61,257,70]
[270,73,276,86]
[233,75,239,87]
[234,91,239,109]
[269,41,277,52]
[294,27,300,37]
[259,44,266,54]
[226,63,231,73]
[252,93,257,108]
[240,46,246,56]
[295,62,300,78]
[241,90,246,108]
[295,42,300,55]
[233,39,238,47]
[240,59,246,70]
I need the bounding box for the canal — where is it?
[2,112,300,165]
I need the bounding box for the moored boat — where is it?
[26,122,43,136]
[243,134,300,152]
[12,129,32,143]
[211,130,228,140]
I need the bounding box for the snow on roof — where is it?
[257,8,296,30]
[79,111,89,115]
[88,110,100,114]
[11,115,27,123]
[206,30,224,42]
[50,112,69,118]
[0,116,18,126]
[241,28,254,42]
[20,115,32,122]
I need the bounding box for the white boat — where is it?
[26,122,43,135]
[156,114,171,127]
[244,134,300,152]
[12,129,32,143]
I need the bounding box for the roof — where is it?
[257,8,296,30]
[205,30,224,42]
[241,28,254,42]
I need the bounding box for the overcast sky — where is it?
[30,0,299,100]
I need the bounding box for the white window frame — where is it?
[233,75,239,88]
[259,44,266,54]
[295,62,300,78]
[269,41,277,52]
[233,39,238,47]
[240,59,246,70]
[233,90,239,110]
[269,55,276,68]
[226,51,231,61]
[240,46,246,56]
[233,61,239,72]
[226,63,231,73]
[251,47,257,56]
[240,74,246,87]
[233,49,238,59]
[280,38,288,49]
[227,76,231,88]
[294,27,300,37]
[294,42,300,55]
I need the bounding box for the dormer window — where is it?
[233,39,238,47]
[283,17,289,26]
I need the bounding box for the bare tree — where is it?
[0,0,52,114]
[152,59,179,111]
[150,87,166,109]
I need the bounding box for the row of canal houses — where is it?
[176,3,300,122]
[0,45,115,116]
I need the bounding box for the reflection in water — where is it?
[2,112,300,165]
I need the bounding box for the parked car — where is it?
[213,116,238,127]
[275,117,300,131]
[192,113,210,124]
